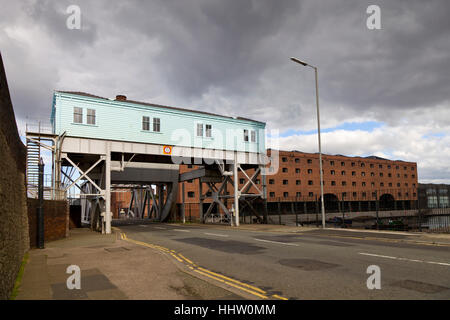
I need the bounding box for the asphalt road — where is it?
[118,223,450,299]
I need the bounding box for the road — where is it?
[118,223,450,299]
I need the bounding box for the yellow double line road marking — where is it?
[118,229,288,300]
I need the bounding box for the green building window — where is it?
[153,118,160,132]
[142,116,150,131]
[87,109,96,125]
[73,107,83,124]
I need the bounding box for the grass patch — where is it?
[9,252,29,300]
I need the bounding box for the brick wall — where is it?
[27,199,69,247]
[0,52,30,300]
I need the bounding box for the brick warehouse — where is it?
[110,149,418,220]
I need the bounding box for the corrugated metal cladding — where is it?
[52,91,266,154]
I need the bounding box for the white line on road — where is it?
[138,225,148,227]
[204,233,229,238]
[173,229,190,232]
[254,238,299,247]
[359,252,450,267]
[153,227,166,230]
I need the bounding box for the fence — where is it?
[172,199,450,233]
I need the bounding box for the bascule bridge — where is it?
[26,91,268,233]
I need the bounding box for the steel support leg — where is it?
[233,153,240,227]
[105,143,112,234]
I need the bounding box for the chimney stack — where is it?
[115,95,127,101]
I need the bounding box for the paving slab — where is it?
[15,228,242,300]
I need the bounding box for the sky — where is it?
[1,0,449,183]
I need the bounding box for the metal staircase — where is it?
[26,138,41,198]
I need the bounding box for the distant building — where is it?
[178,149,419,218]
[418,183,450,209]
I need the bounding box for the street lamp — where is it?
[290,57,326,228]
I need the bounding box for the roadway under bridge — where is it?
[26,132,269,234]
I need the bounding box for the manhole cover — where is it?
[278,259,338,271]
[390,280,449,294]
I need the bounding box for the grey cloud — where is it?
[1,0,450,182]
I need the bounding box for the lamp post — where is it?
[290,57,326,228]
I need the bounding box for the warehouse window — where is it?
[283,192,289,198]
[342,181,347,186]
[295,158,300,163]
[389,183,392,187]
[239,178,245,184]
[282,157,288,162]
[379,164,383,169]
[251,130,256,142]
[283,180,288,185]
[331,181,336,186]
[307,159,312,164]
[270,192,275,198]
[309,192,314,197]
[352,171,356,176]
[296,180,301,185]
[331,170,335,175]
[330,161,335,166]
[341,161,345,166]
[380,173,383,177]
[73,107,83,123]
[296,192,302,197]
[380,182,384,187]
[371,172,375,176]
[187,192,195,198]
[282,168,288,173]
[142,116,150,131]
[352,182,356,187]
[370,164,374,168]
[308,180,313,185]
[361,163,365,167]
[362,182,366,186]
[308,169,313,174]
[244,129,249,142]
[341,171,346,176]
[269,179,275,185]
[361,172,366,176]
[352,192,357,198]
[87,109,96,125]
[342,192,347,198]
[295,168,300,173]
[197,123,203,136]
[428,196,438,208]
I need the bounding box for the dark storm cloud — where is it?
[113,0,304,101]
[3,0,449,125]
[25,0,98,46]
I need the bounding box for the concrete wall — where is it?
[0,53,30,300]
[27,199,69,247]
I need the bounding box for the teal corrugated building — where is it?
[51,91,266,154]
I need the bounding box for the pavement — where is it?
[14,223,450,300]
[15,228,242,300]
